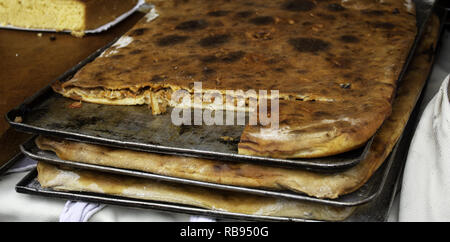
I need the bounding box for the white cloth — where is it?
[2,157,104,222]
[60,201,105,222]
[0,172,65,221]
[189,216,216,222]
[59,202,215,222]
[4,156,36,175]
[399,75,450,222]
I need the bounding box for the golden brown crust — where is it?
[238,98,391,158]
[58,0,416,94]
[36,12,440,199]
[53,0,417,158]
[37,161,356,221]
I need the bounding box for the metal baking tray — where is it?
[14,136,406,222]
[15,169,310,222]
[20,135,385,207]
[8,0,439,172]
[6,85,372,172]
[0,153,24,176]
[442,1,450,26]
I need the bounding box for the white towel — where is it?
[189,216,217,222]
[0,156,104,222]
[4,156,37,175]
[399,74,450,222]
[59,201,216,222]
[59,201,105,222]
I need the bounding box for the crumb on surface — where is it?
[68,101,83,109]
[220,136,235,141]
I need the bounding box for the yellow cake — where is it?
[0,0,139,36]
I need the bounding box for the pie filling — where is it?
[61,86,265,115]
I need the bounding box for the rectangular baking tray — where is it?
[6,86,372,172]
[14,169,308,222]
[19,135,384,207]
[0,153,24,176]
[5,0,436,172]
[14,135,407,222]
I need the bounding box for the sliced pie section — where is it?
[0,0,139,36]
[52,0,417,157]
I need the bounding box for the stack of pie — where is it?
[31,0,437,221]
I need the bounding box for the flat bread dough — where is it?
[51,0,417,158]
[37,161,356,221]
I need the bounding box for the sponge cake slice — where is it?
[0,0,139,37]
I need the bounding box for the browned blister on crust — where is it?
[53,0,417,158]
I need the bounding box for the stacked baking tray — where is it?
[7,0,445,221]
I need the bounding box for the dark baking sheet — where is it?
[13,137,405,222]
[6,83,372,171]
[442,1,450,26]
[20,135,382,207]
[15,169,309,222]
[0,153,24,176]
[8,0,439,172]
